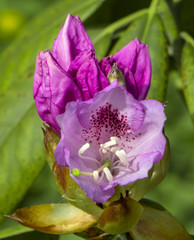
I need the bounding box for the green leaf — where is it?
[0,231,58,240]
[0,164,62,239]
[87,28,112,60]
[0,219,32,239]
[8,203,97,234]
[157,0,178,45]
[181,32,194,123]
[110,3,168,102]
[130,202,192,240]
[0,0,104,223]
[0,107,46,223]
[59,234,83,240]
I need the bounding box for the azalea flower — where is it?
[33,14,151,135]
[55,82,166,203]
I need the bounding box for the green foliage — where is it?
[0,0,194,239]
[0,0,105,234]
[181,32,194,123]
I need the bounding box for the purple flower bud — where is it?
[69,50,109,100]
[100,38,151,100]
[33,50,82,135]
[52,14,94,72]
[55,82,166,203]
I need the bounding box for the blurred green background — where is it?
[0,0,194,239]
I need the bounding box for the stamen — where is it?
[112,166,133,174]
[96,162,110,172]
[103,167,113,183]
[110,146,120,153]
[110,136,120,143]
[78,143,90,155]
[100,139,116,150]
[93,171,99,182]
[115,149,128,166]
[78,142,100,164]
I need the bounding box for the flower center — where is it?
[71,136,128,184]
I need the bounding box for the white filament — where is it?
[103,167,113,183]
[78,143,99,164]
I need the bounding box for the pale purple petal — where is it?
[70,172,115,203]
[56,101,85,155]
[77,81,145,133]
[111,152,160,187]
[54,83,165,203]
[125,99,166,161]
[52,14,94,72]
[33,50,82,135]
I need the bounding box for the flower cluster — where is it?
[33,14,151,136]
[33,14,166,203]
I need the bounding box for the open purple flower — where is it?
[33,14,151,135]
[55,82,166,203]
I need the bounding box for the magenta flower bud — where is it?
[52,14,94,72]
[100,38,151,100]
[69,50,109,100]
[33,50,82,135]
[33,14,152,135]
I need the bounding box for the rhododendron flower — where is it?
[55,82,166,203]
[33,14,151,135]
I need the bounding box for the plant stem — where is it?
[141,0,160,42]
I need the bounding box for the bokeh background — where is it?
[0,0,194,239]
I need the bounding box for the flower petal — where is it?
[33,50,82,135]
[126,99,166,161]
[112,152,161,187]
[75,55,109,100]
[52,14,94,72]
[77,82,145,133]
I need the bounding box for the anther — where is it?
[93,171,99,182]
[101,139,116,150]
[115,149,127,166]
[78,143,90,156]
[103,167,113,183]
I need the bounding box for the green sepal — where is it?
[97,196,143,234]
